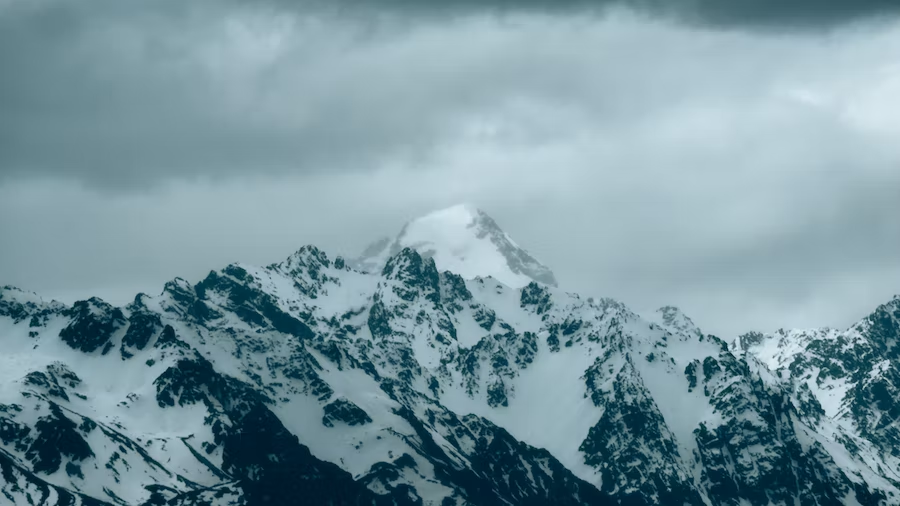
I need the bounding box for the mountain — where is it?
[1,207,899,505]
[735,296,900,498]
[350,204,558,288]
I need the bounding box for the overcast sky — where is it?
[2,0,899,338]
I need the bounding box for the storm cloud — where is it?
[2,0,900,187]
[1,0,899,337]
[304,0,900,29]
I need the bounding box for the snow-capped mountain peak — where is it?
[650,305,704,340]
[351,204,557,289]
[3,241,900,505]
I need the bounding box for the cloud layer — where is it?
[306,0,900,29]
[2,0,900,188]
[1,0,899,337]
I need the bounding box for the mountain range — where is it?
[1,204,899,505]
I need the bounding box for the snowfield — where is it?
[1,205,899,505]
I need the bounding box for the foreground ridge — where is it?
[0,245,899,505]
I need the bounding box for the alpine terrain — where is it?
[1,204,899,505]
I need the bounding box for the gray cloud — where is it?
[2,0,900,189]
[1,0,899,339]
[305,0,900,29]
[671,0,900,28]
[0,1,445,187]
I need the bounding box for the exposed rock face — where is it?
[26,403,94,475]
[1,239,899,505]
[59,297,127,354]
[121,302,163,358]
[322,398,372,427]
[737,296,900,503]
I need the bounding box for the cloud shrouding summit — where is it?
[2,0,900,188]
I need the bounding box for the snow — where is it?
[808,374,853,419]
[0,307,220,504]
[794,416,900,496]
[441,336,604,485]
[449,304,492,348]
[0,285,49,306]
[271,349,456,505]
[628,326,718,473]
[467,278,543,330]
[397,204,534,289]
[353,204,554,289]
[739,327,856,418]
[4,207,900,505]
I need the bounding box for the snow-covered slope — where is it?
[736,296,900,497]
[2,224,900,505]
[351,204,557,288]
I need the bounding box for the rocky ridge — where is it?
[1,208,899,505]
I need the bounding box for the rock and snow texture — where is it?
[351,204,558,288]
[736,295,900,499]
[1,221,900,505]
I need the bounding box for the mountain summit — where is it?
[351,204,557,288]
[3,246,898,505]
[2,220,900,505]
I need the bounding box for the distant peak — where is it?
[0,285,50,307]
[736,331,766,351]
[284,245,329,265]
[352,204,556,289]
[653,305,702,338]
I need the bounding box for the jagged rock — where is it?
[23,370,70,401]
[520,282,552,314]
[26,403,94,475]
[0,211,898,505]
[322,398,372,427]
[60,298,126,353]
[121,310,162,357]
